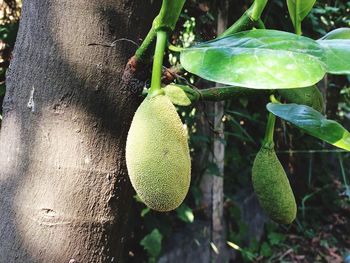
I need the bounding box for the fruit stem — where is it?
[264,112,276,146]
[263,94,280,145]
[149,30,167,97]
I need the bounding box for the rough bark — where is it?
[0,0,156,262]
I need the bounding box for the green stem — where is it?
[295,0,302,35]
[219,11,256,38]
[135,0,186,62]
[200,86,268,101]
[219,0,268,38]
[263,94,280,146]
[295,22,302,36]
[256,19,266,29]
[270,94,281,104]
[149,30,168,96]
[153,0,186,32]
[144,85,271,102]
[168,44,184,52]
[264,112,276,145]
[135,28,157,62]
[249,0,268,21]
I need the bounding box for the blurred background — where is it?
[1,0,349,262]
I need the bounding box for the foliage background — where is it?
[1,0,349,262]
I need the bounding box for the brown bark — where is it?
[0,0,156,262]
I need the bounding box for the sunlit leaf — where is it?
[320,28,350,40]
[317,39,350,74]
[180,30,326,89]
[267,103,350,151]
[287,0,316,27]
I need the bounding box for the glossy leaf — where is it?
[267,103,350,151]
[287,0,316,27]
[320,28,350,40]
[180,30,326,89]
[317,39,350,74]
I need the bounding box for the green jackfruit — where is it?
[126,94,191,212]
[252,145,297,224]
[278,85,324,112]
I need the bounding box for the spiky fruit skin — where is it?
[252,146,297,224]
[126,95,191,212]
[278,85,324,113]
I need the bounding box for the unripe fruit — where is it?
[252,145,297,224]
[126,94,191,212]
[278,85,324,112]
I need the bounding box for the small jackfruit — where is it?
[252,145,297,224]
[126,94,191,212]
[278,85,324,112]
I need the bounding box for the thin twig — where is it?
[88,38,139,48]
[278,248,293,261]
[276,149,349,154]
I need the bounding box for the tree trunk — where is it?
[0,0,156,262]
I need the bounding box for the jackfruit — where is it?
[252,145,297,224]
[126,94,191,212]
[278,85,324,112]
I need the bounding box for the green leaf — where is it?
[317,39,350,74]
[176,203,194,223]
[140,229,163,258]
[278,85,324,112]
[163,84,194,106]
[260,242,272,257]
[287,0,316,27]
[180,30,326,89]
[268,232,286,246]
[267,103,350,151]
[320,28,350,40]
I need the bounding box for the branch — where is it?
[143,84,271,103]
[135,0,186,63]
[199,86,267,101]
[219,0,268,38]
